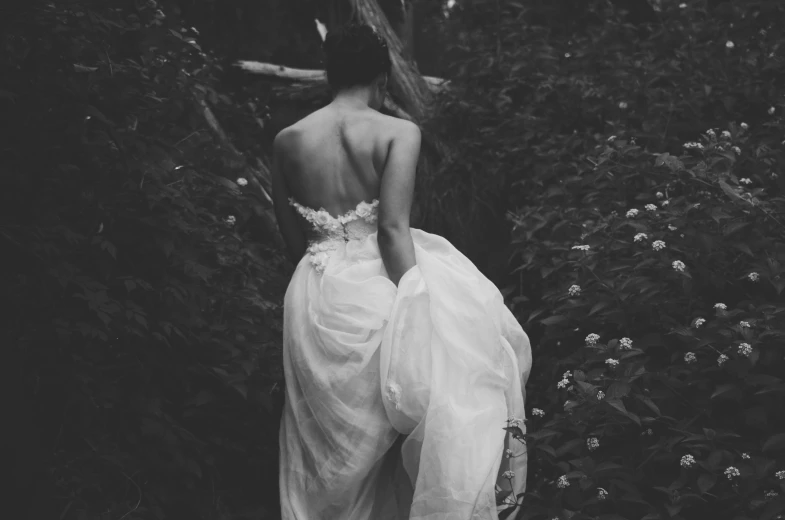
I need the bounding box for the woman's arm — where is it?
[271,130,307,263]
[377,121,421,286]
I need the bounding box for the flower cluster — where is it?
[572,244,590,251]
[645,204,658,211]
[672,260,686,272]
[531,408,545,417]
[587,437,600,451]
[693,317,705,328]
[684,352,697,364]
[634,232,647,242]
[652,240,666,251]
[568,284,581,296]
[724,466,740,479]
[556,475,569,488]
[680,454,696,468]
[718,354,729,366]
[585,333,600,345]
[626,208,639,218]
[605,358,619,367]
[619,337,633,350]
[738,343,753,357]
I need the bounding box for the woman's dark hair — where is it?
[323,23,392,90]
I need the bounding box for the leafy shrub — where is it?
[2,2,287,518]
[432,1,785,519]
[511,123,785,520]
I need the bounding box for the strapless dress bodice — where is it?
[289,198,379,274]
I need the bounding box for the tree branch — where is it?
[234,60,448,91]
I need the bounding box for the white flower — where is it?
[224,215,236,226]
[506,416,524,427]
[532,408,545,417]
[312,211,332,227]
[777,470,785,480]
[714,303,727,310]
[769,106,776,115]
[502,470,515,479]
[679,2,687,7]
[668,224,677,231]
[557,378,569,389]
[683,141,705,150]
[706,129,716,137]
[605,358,619,367]
[739,321,750,328]
[652,240,666,251]
[740,122,749,130]
[572,244,590,251]
[681,454,696,468]
[684,352,697,364]
[563,370,572,378]
[596,390,605,400]
[740,177,752,185]
[568,284,581,296]
[626,208,639,218]
[619,101,628,109]
[608,135,617,142]
[693,317,706,328]
[505,448,513,458]
[721,130,731,139]
[738,343,753,357]
[656,191,664,199]
[726,40,735,49]
[724,466,740,479]
[620,337,633,350]
[748,272,760,282]
[718,354,729,366]
[766,490,780,499]
[355,200,377,219]
[587,437,600,451]
[310,251,331,274]
[732,146,741,155]
[661,200,669,207]
[564,52,571,58]
[236,177,248,187]
[742,453,751,460]
[598,487,609,500]
[673,260,686,272]
[556,475,570,488]
[634,233,648,242]
[585,333,600,345]
[645,204,658,211]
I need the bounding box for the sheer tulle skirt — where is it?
[279,229,532,520]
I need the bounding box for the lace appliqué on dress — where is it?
[289,198,379,275]
[385,382,402,411]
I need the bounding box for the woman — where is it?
[273,23,532,520]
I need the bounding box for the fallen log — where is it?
[234,60,449,92]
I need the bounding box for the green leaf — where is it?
[541,315,568,326]
[697,472,716,493]
[762,433,785,452]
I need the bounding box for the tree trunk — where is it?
[350,0,432,120]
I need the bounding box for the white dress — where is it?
[279,198,533,520]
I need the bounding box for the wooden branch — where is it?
[234,60,448,91]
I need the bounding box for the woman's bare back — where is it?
[275,105,402,217]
